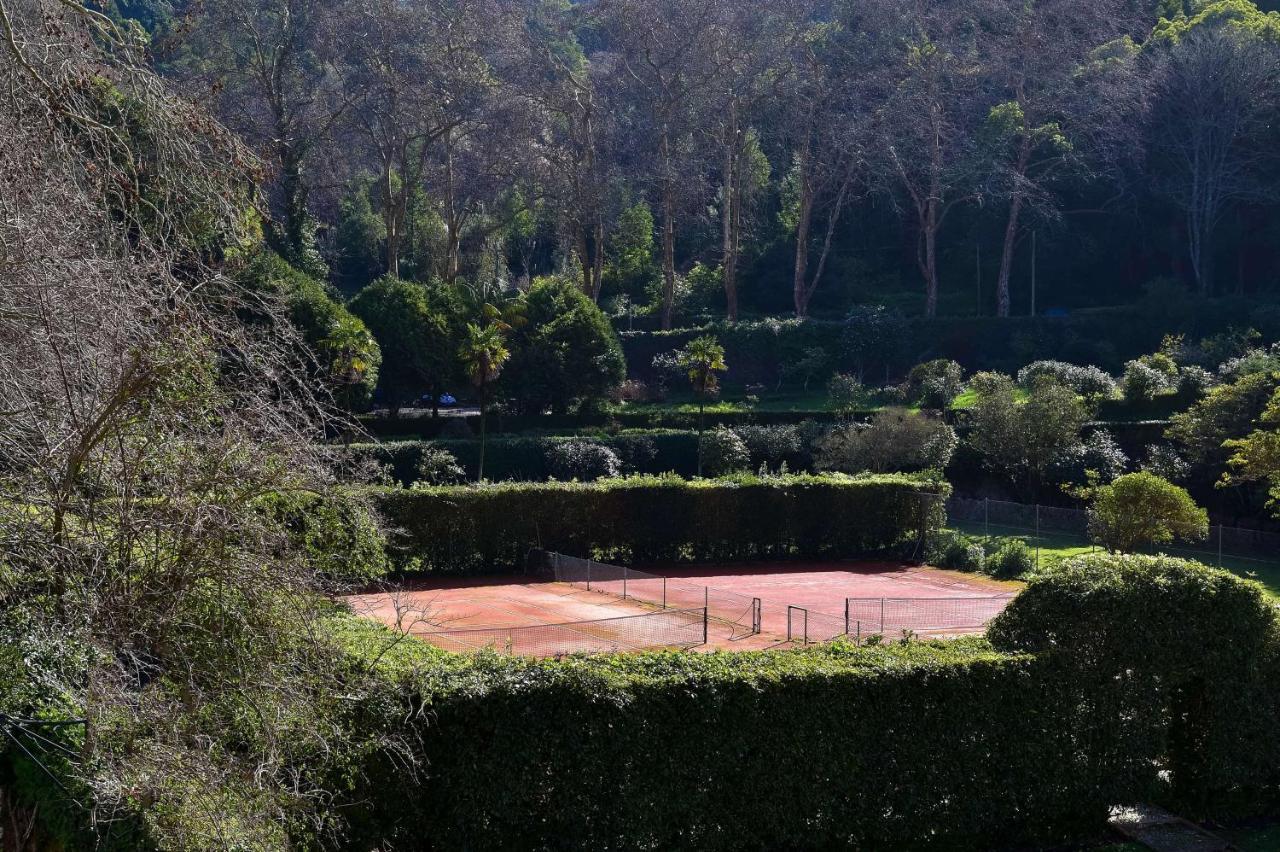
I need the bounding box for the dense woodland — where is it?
[124,0,1280,323]
[4,0,1280,848]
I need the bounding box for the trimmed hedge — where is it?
[989,553,1280,817]
[367,474,947,574]
[333,553,1280,851]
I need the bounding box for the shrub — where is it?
[503,277,626,414]
[930,531,986,572]
[816,409,957,474]
[368,474,948,573]
[986,539,1035,580]
[827,372,866,414]
[1176,365,1216,398]
[699,426,751,477]
[545,440,623,481]
[1017,360,1117,399]
[1122,353,1178,403]
[1047,429,1128,490]
[258,492,388,586]
[411,447,465,487]
[906,359,965,408]
[1087,472,1209,553]
[733,424,807,471]
[841,305,910,383]
[989,553,1276,813]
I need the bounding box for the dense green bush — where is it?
[815,409,958,474]
[545,440,623,480]
[906,359,965,408]
[986,539,1035,579]
[348,640,1098,851]
[698,426,751,476]
[989,554,1279,815]
[258,491,389,586]
[1017,360,1117,399]
[503,277,626,414]
[367,474,947,574]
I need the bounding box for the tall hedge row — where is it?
[368,474,946,574]
[334,554,1280,851]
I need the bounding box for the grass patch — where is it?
[951,520,1280,598]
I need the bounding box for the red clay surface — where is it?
[345,561,1020,656]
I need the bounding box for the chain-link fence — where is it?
[547,551,762,638]
[946,496,1280,580]
[414,607,708,657]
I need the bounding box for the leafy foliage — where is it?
[815,409,958,474]
[369,475,948,573]
[1087,472,1209,552]
[698,426,752,477]
[503,277,626,414]
[545,440,624,481]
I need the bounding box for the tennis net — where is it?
[844,595,1015,638]
[548,552,762,639]
[414,607,708,657]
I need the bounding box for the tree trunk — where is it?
[444,136,461,285]
[659,125,678,330]
[382,161,400,279]
[792,140,815,318]
[477,382,488,482]
[924,206,939,319]
[278,143,309,264]
[996,139,1032,318]
[722,101,740,321]
[592,220,606,301]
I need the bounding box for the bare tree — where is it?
[983,0,1138,316]
[0,1,411,844]
[599,0,735,329]
[877,0,992,318]
[1149,26,1280,296]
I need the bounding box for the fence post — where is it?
[622,566,628,600]
[844,598,850,637]
[702,607,708,646]
[704,586,709,613]
[662,577,667,610]
[804,609,809,645]
[856,620,861,646]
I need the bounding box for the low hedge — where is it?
[357,409,856,440]
[331,553,1280,851]
[367,474,947,574]
[344,432,701,484]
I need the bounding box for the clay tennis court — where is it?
[346,560,1020,655]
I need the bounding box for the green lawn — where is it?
[952,520,1280,598]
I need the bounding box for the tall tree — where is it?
[983,0,1138,316]
[170,0,350,271]
[877,0,992,318]
[340,0,498,279]
[599,0,734,329]
[1147,18,1280,295]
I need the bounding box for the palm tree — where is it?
[677,335,728,475]
[460,322,511,481]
